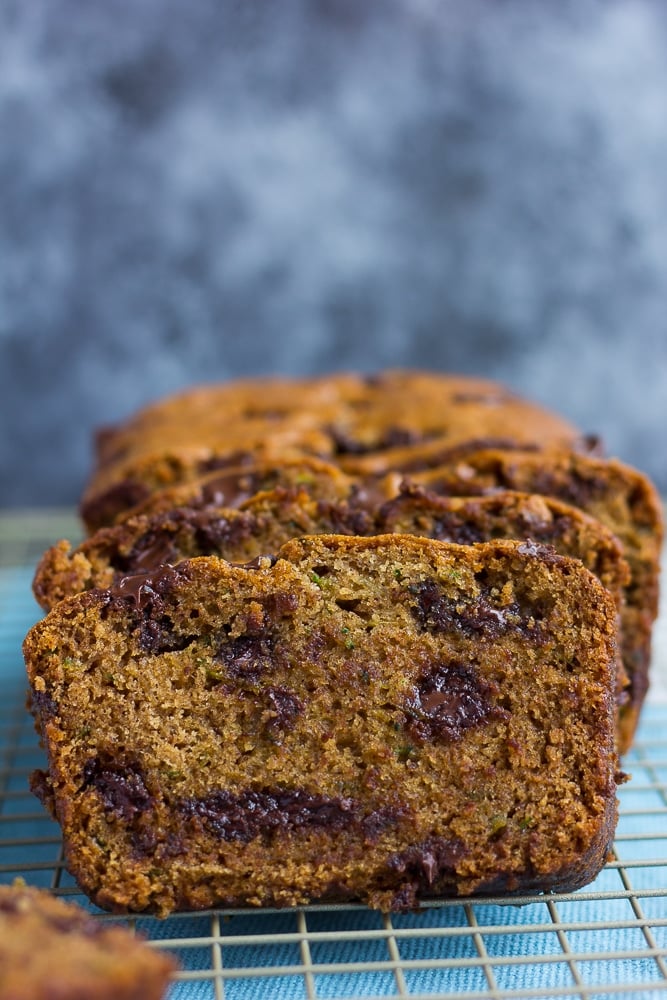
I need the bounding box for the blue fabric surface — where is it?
[3,564,667,999]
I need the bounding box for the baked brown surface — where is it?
[388,448,663,751]
[81,372,585,531]
[25,535,620,916]
[35,485,630,630]
[0,881,175,999]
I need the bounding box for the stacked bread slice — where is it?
[24,372,662,915]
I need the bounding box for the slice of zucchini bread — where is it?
[0,881,175,999]
[24,535,620,916]
[389,448,662,751]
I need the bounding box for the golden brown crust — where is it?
[80,372,584,531]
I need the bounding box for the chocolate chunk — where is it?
[404,660,507,743]
[215,633,276,684]
[139,616,197,654]
[82,754,154,821]
[388,835,467,887]
[116,530,180,573]
[264,686,303,733]
[316,499,374,535]
[258,590,299,616]
[411,579,519,640]
[191,510,257,552]
[329,425,427,456]
[528,467,609,508]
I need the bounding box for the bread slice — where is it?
[25,535,620,916]
[385,448,662,751]
[0,881,175,999]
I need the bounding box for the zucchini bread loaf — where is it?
[80,372,588,531]
[24,535,620,916]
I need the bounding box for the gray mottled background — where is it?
[1,0,666,506]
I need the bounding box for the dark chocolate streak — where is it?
[179,788,404,843]
[80,479,151,528]
[329,425,431,456]
[393,438,540,473]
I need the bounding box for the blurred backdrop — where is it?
[1,0,666,506]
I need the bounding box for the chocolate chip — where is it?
[178,788,402,842]
[82,754,154,821]
[214,633,276,684]
[388,835,467,887]
[404,660,508,743]
[264,687,303,733]
[410,579,516,640]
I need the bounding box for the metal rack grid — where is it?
[1,510,667,1000]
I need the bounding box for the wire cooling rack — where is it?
[2,510,667,1000]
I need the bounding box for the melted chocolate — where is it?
[199,471,262,509]
[82,754,154,821]
[388,835,467,886]
[178,787,402,842]
[404,660,507,743]
[109,563,185,610]
[80,479,151,529]
[410,579,528,640]
[117,531,180,573]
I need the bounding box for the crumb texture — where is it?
[25,534,620,915]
